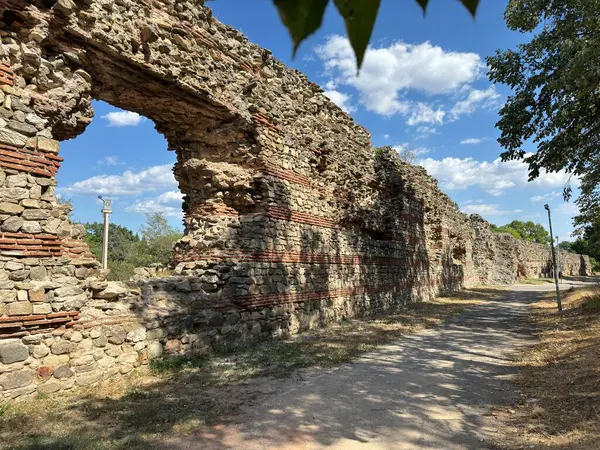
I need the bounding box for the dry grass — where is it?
[491,286,600,450]
[520,277,555,285]
[0,288,494,450]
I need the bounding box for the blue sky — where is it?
[57,0,579,240]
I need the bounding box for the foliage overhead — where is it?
[487,0,600,229]
[273,0,480,69]
[491,220,551,245]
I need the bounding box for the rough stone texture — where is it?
[0,0,590,398]
[0,339,28,364]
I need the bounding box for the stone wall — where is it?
[0,0,590,398]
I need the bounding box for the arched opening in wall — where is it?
[58,100,184,281]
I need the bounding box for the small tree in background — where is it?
[128,213,183,268]
[83,212,182,281]
[491,220,551,245]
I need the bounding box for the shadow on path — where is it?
[160,284,584,450]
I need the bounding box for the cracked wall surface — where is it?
[0,0,590,397]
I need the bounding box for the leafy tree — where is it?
[487,0,600,229]
[273,0,480,69]
[83,213,182,281]
[83,222,140,262]
[490,223,522,240]
[491,220,551,244]
[134,213,183,266]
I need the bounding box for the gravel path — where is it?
[163,282,585,450]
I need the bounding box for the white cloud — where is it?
[407,103,445,126]
[450,87,501,120]
[416,126,438,137]
[556,202,579,216]
[99,155,122,166]
[383,134,390,140]
[315,35,482,118]
[460,137,490,145]
[530,191,562,203]
[461,203,523,216]
[323,90,356,113]
[126,191,184,218]
[101,111,144,127]
[62,164,177,196]
[418,156,574,197]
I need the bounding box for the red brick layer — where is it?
[0,63,14,86]
[0,144,62,178]
[0,232,62,257]
[262,161,315,189]
[0,311,80,339]
[172,248,428,266]
[61,239,96,260]
[234,280,431,309]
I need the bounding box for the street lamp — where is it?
[556,235,561,282]
[98,196,112,270]
[544,204,562,312]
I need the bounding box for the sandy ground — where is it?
[158,283,589,450]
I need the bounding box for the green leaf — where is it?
[333,0,381,70]
[415,0,429,14]
[459,0,480,16]
[272,0,329,56]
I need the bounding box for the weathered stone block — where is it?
[70,331,83,343]
[22,210,49,221]
[0,340,29,364]
[32,303,51,314]
[37,380,64,395]
[75,371,102,387]
[54,364,74,379]
[6,301,32,316]
[0,129,27,147]
[37,366,53,379]
[20,199,40,209]
[54,285,84,297]
[42,354,69,367]
[36,137,59,153]
[0,202,24,215]
[51,340,73,355]
[165,340,181,354]
[93,334,108,348]
[32,344,50,359]
[126,327,146,343]
[29,289,46,302]
[147,342,163,358]
[21,221,42,234]
[0,369,34,390]
[117,352,138,364]
[0,289,15,303]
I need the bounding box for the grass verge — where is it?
[520,277,555,285]
[0,288,495,450]
[491,286,600,450]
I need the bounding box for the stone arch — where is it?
[2,0,269,267]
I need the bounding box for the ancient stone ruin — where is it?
[0,0,590,397]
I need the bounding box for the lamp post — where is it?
[556,235,561,282]
[544,204,562,312]
[98,196,112,270]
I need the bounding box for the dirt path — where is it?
[161,283,586,450]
